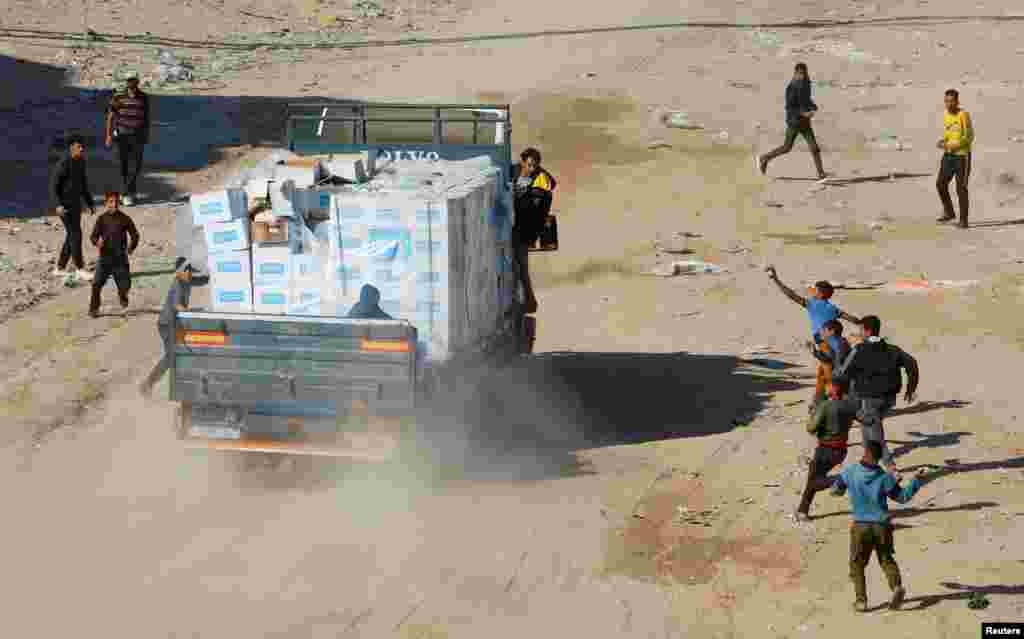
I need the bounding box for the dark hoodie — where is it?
[346,284,392,320]
[833,336,919,400]
[785,77,818,128]
[51,152,95,210]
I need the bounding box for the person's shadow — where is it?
[887,399,970,417]
[889,429,973,461]
[867,581,1024,612]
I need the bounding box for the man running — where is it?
[797,378,859,521]
[935,89,973,228]
[833,315,920,472]
[757,62,828,182]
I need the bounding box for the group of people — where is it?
[767,266,927,612]
[50,74,150,315]
[756,62,974,228]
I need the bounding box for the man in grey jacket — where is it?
[833,315,920,472]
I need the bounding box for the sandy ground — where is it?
[2,0,1024,637]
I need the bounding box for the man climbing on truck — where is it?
[511,147,556,314]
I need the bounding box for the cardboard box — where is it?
[190,189,247,226]
[207,250,251,279]
[210,279,253,313]
[252,245,295,286]
[204,217,251,254]
[252,219,292,245]
[253,285,290,314]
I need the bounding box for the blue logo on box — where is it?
[258,263,287,276]
[216,260,244,274]
[260,291,287,305]
[198,201,225,217]
[339,207,367,220]
[217,290,246,303]
[212,230,240,243]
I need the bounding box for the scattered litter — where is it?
[716,131,730,142]
[677,232,702,238]
[674,311,702,318]
[721,244,750,255]
[674,505,720,526]
[816,232,849,242]
[62,272,81,288]
[662,112,704,130]
[353,0,387,18]
[885,279,980,292]
[1010,136,1024,143]
[869,221,885,231]
[729,81,758,90]
[784,400,805,407]
[156,49,194,83]
[968,593,991,610]
[739,497,756,504]
[763,482,781,488]
[648,140,672,149]
[649,260,727,277]
[867,134,911,151]
[677,259,727,275]
[763,200,784,208]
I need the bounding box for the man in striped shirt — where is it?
[105,75,150,207]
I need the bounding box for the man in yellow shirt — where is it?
[936,89,973,228]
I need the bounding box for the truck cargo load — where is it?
[169,102,537,461]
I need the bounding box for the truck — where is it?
[171,102,539,461]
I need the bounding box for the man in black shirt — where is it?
[139,258,193,397]
[50,136,97,280]
[756,62,828,182]
[88,191,140,318]
[833,315,920,472]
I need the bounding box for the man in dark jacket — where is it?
[831,441,928,612]
[88,191,140,317]
[833,315,920,472]
[50,136,97,280]
[797,378,860,521]
[757,62,828,181]
[105,75,150,206]
[510,147,556,314]
[347,284,393,320]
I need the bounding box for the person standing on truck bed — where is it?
[50,135,97,281]
[104,74,150,207]
[88,191,140,318]
[139,258,193,397]
[347,284,393,320]
[511,147,556,314]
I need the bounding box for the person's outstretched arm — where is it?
[765,266,808,308]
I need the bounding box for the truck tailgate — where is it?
[172,312,417,458]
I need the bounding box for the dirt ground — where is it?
[2,0,1023,637]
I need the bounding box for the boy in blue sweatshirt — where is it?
[831,440,928,612]
[766,266,859,410]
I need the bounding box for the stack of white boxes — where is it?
[320,158,514,362]
[187,157,516,361]
[191,189,253,312]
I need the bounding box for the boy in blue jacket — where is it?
[831,440,928,612]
